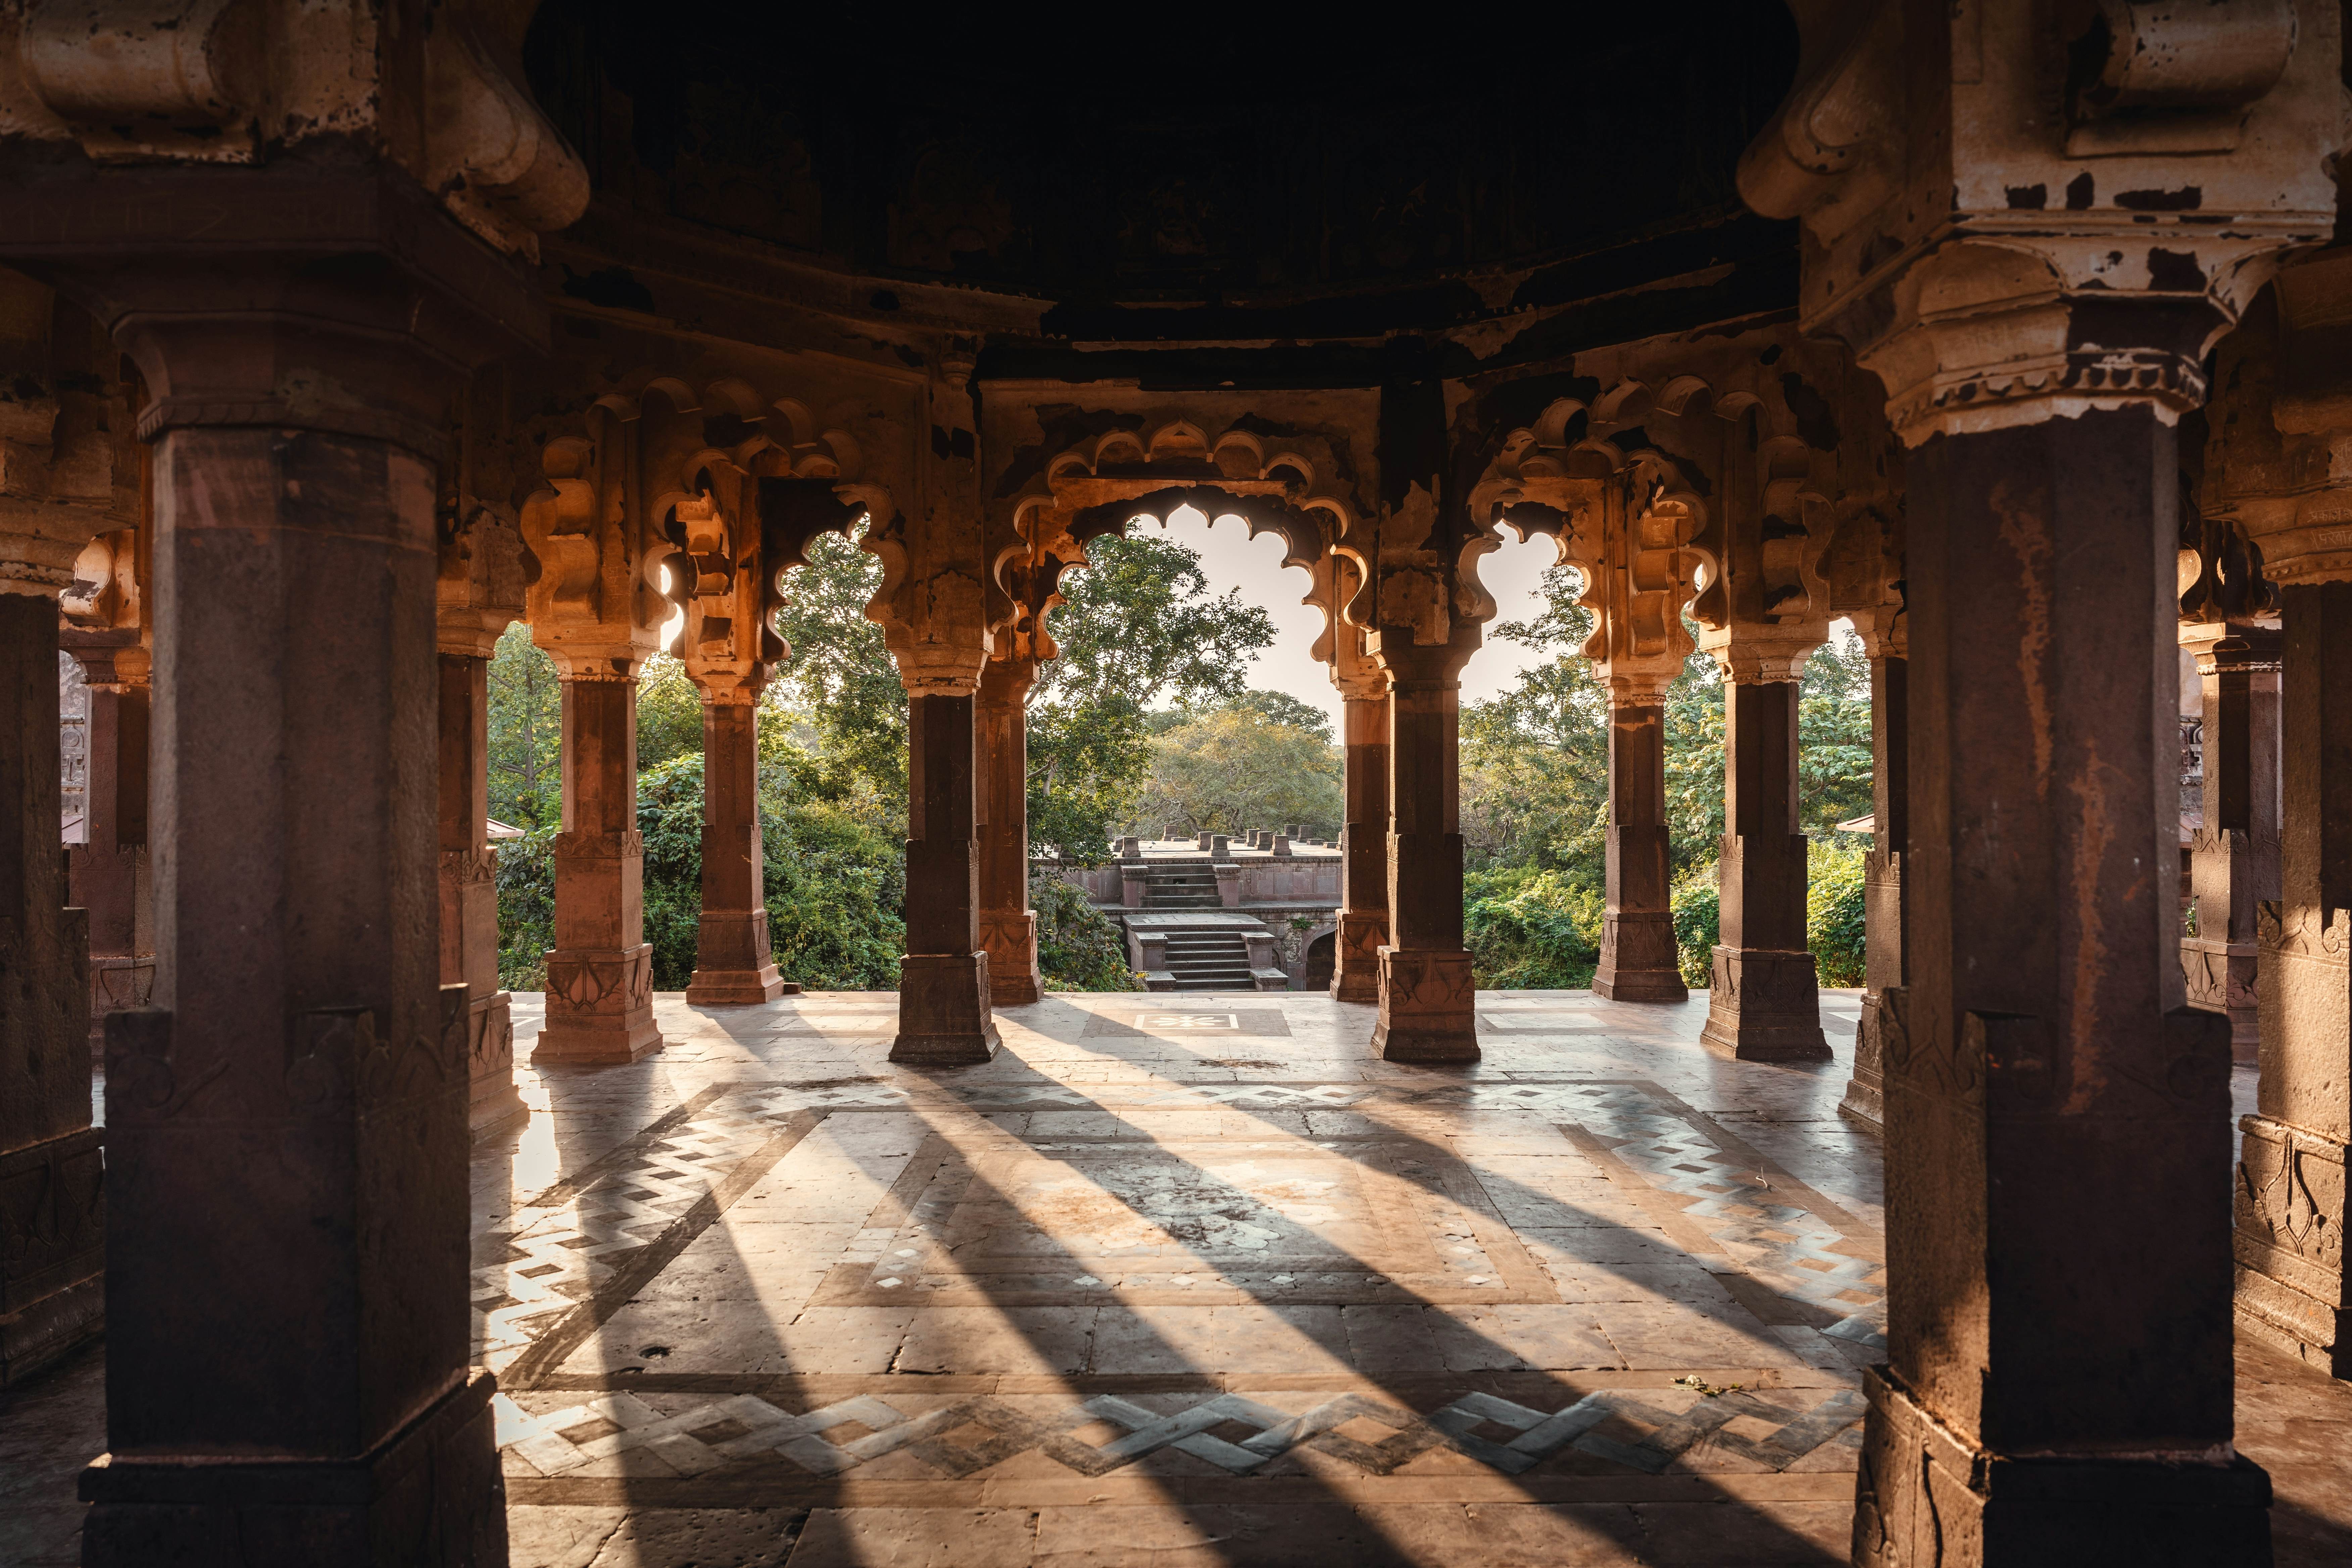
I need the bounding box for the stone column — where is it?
[1592,678,1684,1002]
[2237,585,2350,1376]
[62,632,153,1050]
[0,591,100,1386]
[892,690,1000,1062]
[1873,409,2254,1553]
[1374,654,1478,1062]
[536,673,663,1062]
[685,690,789,1005]
[1331,686,1391,1002]
[1842,638,1908,1125]
[1699,671,1828,1060]
[78,253,512,1557]
[438,648,524,1131]
[2181,625,2282,1062]
[975,656,1041,1006]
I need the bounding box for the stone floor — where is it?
[4,988,2349,1567]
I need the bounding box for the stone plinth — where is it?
[892,692,998,1063]
[687,699,789,1006]
[1593,698,1685,1003]
[1700,679,1827,1062]
[538,677,663,1064]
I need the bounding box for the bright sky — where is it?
[1144,507,1561,732]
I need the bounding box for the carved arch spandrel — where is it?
[1470,333,1899,693]
[999,413,1360,674]
[518,375,897,688]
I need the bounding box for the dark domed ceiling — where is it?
[524,3,1801,338]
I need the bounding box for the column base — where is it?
[0,1125,105,1388]
[80,1369,506,1567]
[2234,1113,2349,1376]
[1594,911,1687,1002]
[685,966,794,1006]
[2181,936,2261,1066]
[1839,988,1888,1126]
[87,952,157,1054]
[1330,911,1387,1003]
[890,952,1001,1065]
[1372,946,1480,1063]
[1854,1366,2270,1568]
[979,910,1042,1006]
[1699,946,1829,1061]
[464,991,528,1135]
[533,943,664,1065]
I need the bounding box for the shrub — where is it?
[1465,866,1603,989]
[1032,868,1140,991]
[1670,865,1720,990]
[494,825,558,992]
[1807,836,1869,988]
[763,798,906,990]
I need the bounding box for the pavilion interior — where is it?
[4,2,2352,1565]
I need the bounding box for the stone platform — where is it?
[3,988,2348,1567]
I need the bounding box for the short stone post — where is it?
[1592,675,1685,1002]
[1699,669,1829,1060]
[975,656,1040,1005]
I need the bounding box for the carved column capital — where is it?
[1743,0,2347,447]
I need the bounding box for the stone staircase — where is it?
[1144,864,1222,910]
[1157,930,1254,989]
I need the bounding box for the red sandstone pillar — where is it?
[2181,626,2282,1062]
[1592,683,1685,1001]
[892,691,1000,1062]
[1864,409,2254,1552]
[439,650,524,1130]
[62,633,153,1050]
[976,657,1041,1006]
[686,692,790,1005]
[1331,686,1391,1003]
[0,591,100,1385]
[1373,656,1477,1062]
[1841,643,1907,1124]
[74,251,510,1557]
[536,674,663,1062]
[2237,586,2350,1375]
[1699,674,1828,1060]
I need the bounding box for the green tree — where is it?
[1025,532,1277,861]
[486,622,563,827]
[1798,629,1874,835]
[636,652,705,772]
[1132,704,1343,838]
[768,528,909,803]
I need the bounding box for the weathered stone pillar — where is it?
[1842,637,1907,1125]
[1593,679,1685,1002]
[893,690,1000,1062]
[536,672,663,1063]
[438,649,524,1130]
[976,656,1041,1006]
[1332,684,1391,1002]
[61,631,153,1050]
[1374,651,1478,1062]
[2237,586,2350,1375]
[67,239,522,1559]
[2181,625,2282,1062]
[685,691,789,1005]
[1699,671,1828,1060]
[1871,407,2256,1554]
[0,591,100,1386]
[1739,4,2338,1550]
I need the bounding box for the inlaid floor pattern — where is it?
[486,989,1892,1566]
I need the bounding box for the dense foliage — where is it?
[1131,700,1343,840]
[1459,562,1878,990]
